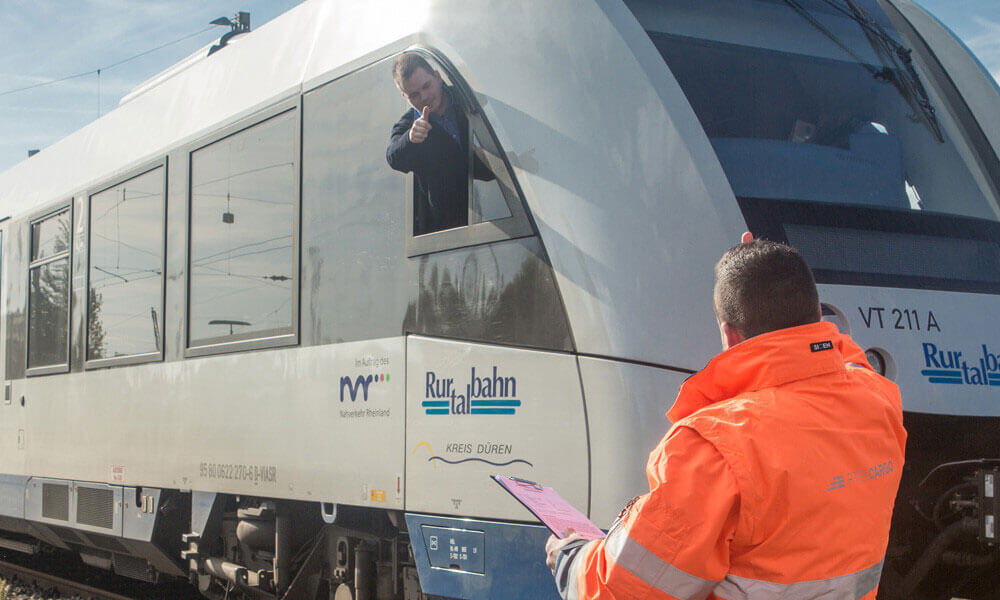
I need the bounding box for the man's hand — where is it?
[545,529,588,574]
[409,106,432,143]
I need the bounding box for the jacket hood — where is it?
[667,321,872,422]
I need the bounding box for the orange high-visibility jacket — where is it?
[555,321,906,600]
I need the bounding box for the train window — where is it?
[384,50,533,256]
[188,108,298,352]
[636,0,1000,221]
[31,212,69,261]
[633,0,1000,293]
[87,166,165,366]
[27,207,71,373]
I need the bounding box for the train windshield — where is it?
[630,0,1000,293]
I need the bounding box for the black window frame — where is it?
[398,47,535,257]
[84,160,168,370]
[184,98,301,358]
[26,204,73,376]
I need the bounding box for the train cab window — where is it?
[27,207,71,373]
[188,108,297,352]
[384,51,533,255]
[87,166,165,365]
[632,0,1000,293]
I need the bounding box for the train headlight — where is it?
[865,349,887,376]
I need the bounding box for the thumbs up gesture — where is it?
[409,106,432,143]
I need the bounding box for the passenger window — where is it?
[27,208,71,371]
[31,212,69,260]
[385,50,532,253]
[188,109,297,349]
[87,166,165,363]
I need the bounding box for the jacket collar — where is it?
[667,321,871,422]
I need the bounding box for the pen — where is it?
[510,476,542,490]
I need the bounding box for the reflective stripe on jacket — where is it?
[558,321,906,600]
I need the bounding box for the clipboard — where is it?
[492,475,605,540]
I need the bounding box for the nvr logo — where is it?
[424,366,520,415]
[340,372,389,402]
[921,343,1000,386]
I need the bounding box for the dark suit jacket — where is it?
[386,97,495,235]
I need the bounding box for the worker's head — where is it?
[713,239,820,349]
[393,52,449,116]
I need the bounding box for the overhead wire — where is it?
[191,234,291,265]
[0,27,216,99]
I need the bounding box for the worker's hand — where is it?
[741,231,754,243]
[409,106,432,143]
[545,529,588,574]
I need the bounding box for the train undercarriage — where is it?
[1,453,999,599]
[0,483,431,600]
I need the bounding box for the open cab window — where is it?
[390,49,533,256]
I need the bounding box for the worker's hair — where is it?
[392,53,434,89]
[714,240,820,339]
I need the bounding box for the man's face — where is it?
[400,67,446,116]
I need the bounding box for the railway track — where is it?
[0,558,135,600]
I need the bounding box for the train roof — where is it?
[0,0,422,221]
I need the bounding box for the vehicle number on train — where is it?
[858,307,940,332]
[200,462,277,483]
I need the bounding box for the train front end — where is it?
[622,0,1000,596]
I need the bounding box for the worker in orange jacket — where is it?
[546,236,906,599]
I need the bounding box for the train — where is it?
[1,0,998,598]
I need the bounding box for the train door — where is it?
[0,220,22,476]
[0,223,5,388]
[394,49,588,599]
[0,219,27,478]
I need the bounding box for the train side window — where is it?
[27,207,71,374]
[86,165,165,366]
[387,50,533,256]
[187,107,298,353]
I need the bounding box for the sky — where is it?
[0,0,305,175]
[0,0,998,175]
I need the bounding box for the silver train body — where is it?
[0,0,998,598]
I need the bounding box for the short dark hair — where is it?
[392,53,434,89]
[714,240,820,339]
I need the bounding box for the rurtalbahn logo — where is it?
[921,343,1000,386]
[423,366,520,415]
